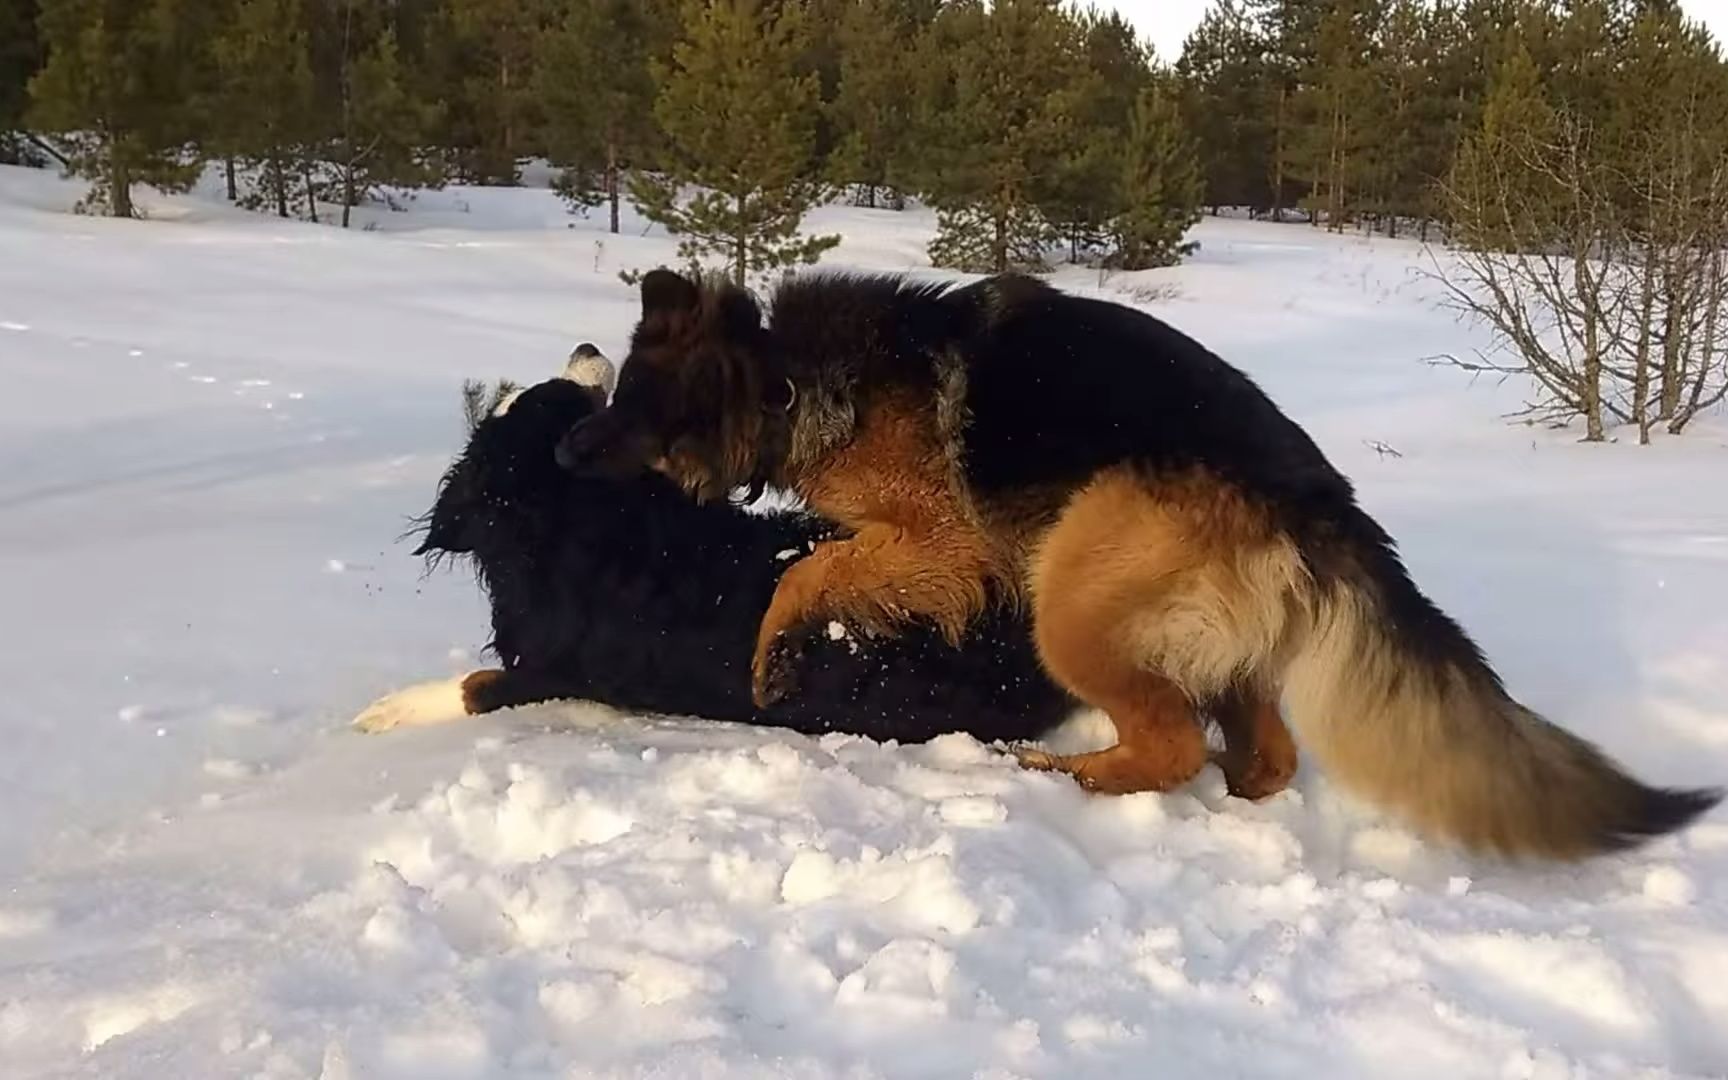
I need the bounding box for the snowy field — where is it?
[3,165,1727,1079]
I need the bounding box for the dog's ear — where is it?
[716,286,765,339]
[640,269,700,318]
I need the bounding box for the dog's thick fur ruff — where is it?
[557,269,1721,859]
[374,376,1075,743]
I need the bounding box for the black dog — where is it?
[353,375,1074,743]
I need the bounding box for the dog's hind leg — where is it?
[1019,468,1303,796]
[1209,686,1299,801]
[1018,545,1207,794]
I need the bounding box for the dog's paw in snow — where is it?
[352,677,470,734]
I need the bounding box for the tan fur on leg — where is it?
[1019,468,1304,795]
[1012,672,1205,794]
[752,521,995,705]
[1213,690,1299,801]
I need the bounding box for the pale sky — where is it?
[1106,0,1728,64]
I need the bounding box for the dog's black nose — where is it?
[572,342,601,358]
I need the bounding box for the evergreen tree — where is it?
[800,0,851,167]
[1177,0,1274,212]
[1039,9,1147,261]
[1404,0,1471,237]
[29,0,215,216]
[1361,0,1425,233]
[826,0,931,208]
[919,0,1090,273]
[1,0,43,140]
[1446,33,1556,250]
[329,22,445,228]
[1109,79,1204,269]
[536,0,668,232]
[1250,0,1332,219]
[429,0,553,183]
[208,0,318,219]
[1283,0,1379,230]
[629,0,839,285]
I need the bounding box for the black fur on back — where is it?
[417,378,1073,742]
[763,273,1497,680]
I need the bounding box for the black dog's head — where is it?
[555,270,792,505]
[415,378,605,561]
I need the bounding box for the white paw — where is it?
[352,677,470,734]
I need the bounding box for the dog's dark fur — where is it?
[414,376,1074,742]
[556,270,1719,859]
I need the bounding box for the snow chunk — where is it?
[1643,865,1697,906]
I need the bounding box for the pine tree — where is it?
[536,0,668,232]
[1405,0,1470,238]
[1,0,43,142]
[1361,0,1425,233]
[629,0,839,285]
[826,0,930,209]
[1283,0,1379,230]
[1109,80,1204,269]
[29,0,215,216]
[330,22,445,228]
[429,0,553,184]
[918,0,1091,273]
[1039,10,1147,261]
[1446,33,1556,250]
[208,0,318,219]
[1251,0,1333,220]
[1177,0,1274,213]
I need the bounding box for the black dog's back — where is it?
[420,379,1072,744]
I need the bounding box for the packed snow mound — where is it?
[15,708,1728,1078]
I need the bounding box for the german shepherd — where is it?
[353,354,1076,746]
[554,270,1721,859]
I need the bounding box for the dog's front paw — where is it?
[1008,743,1061,773]
[351,677,470,734]
[752,629,808,709]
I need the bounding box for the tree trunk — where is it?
[339,0,357,230]
[109,144,133,219]
[1326,102,1339,232]
[342,154,356,229]
[1674,246,1724,433]
[1657,256,1686,421]
[500,57,514,181]
[993,207,1008,273]
[302,159,319,224]
[734,191,748,285]
[865,184,876,209]
[273,154,290,219]
[225,158,239,202]
[606,139,620,235]
[1272,84,1286,222]
[1578,258,1605,442]
[1633,242,1658,444]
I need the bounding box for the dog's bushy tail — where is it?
[1278,518,1719,860]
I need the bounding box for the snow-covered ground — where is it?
[3,166,1726,1079]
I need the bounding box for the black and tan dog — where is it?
[555,270,1720,859]
[353,356,1076,746]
